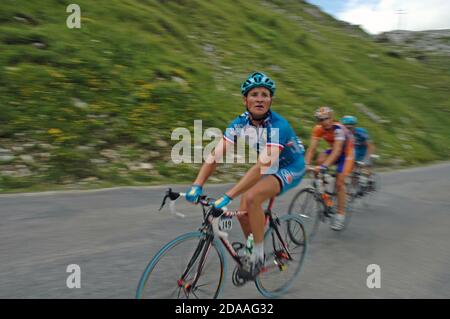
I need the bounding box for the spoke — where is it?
[182,287,191,299]
[195,280,215,288]
[300,193,314,215]
[291,225,301,240]
[194,286,214,296]
[192,290,200,299]
[168,286,182,298]
[301,199,311,214]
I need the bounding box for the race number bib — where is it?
[219,216,233,231]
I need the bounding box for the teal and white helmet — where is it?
[341,115,357,125]
[241,72,276,96]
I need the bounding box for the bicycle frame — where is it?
[300,170,340,220]
[211,197,277,266]
[166,192,293,293]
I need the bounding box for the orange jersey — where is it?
[312,122,355,160]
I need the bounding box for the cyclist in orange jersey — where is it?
[304,106,354,231]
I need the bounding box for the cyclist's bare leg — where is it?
[244,175,281,244]
[335,173,346,215]
[237,193,251,238]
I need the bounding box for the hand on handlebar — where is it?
[309,165,328,174]
[307,165,328,174]
[185,184,202,203]
[213,194,232,210]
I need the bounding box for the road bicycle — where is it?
[347,155,380,205]
[287,168,355,241]
[288,156,380,241]
[136,189,308,299]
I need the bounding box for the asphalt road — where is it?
[1,162,449,298]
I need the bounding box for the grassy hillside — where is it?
[0,0,449,192]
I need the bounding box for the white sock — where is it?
[253,242,264,263]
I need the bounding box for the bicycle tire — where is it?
[136,231,227,299]
[347,172,361,200]
[255,214,308,298]
[288,187,323,241]
[358,171,380,207]
[368,171,380,193]
[342,190,355,230]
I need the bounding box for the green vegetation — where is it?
[0,0,449,192]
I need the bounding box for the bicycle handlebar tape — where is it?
[168,189,181,201]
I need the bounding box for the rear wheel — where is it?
[256,215,308,298]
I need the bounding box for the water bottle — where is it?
[246,233,254,256]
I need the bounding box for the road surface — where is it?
[1,162,449,298]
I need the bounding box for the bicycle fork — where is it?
[177,235,213,297]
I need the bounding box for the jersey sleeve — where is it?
[223,116,242,144]
[312,125,323,139]
[359,128,370,141]
[334,126,346,141]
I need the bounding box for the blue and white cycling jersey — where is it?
[354,127,369,161]
[223,111,305,168]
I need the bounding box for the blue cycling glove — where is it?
[213,194,232,210]
[186,184,202,203]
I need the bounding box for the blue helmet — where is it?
[341,115,357,125]
[241,72,276,96]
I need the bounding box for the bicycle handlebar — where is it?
[306,166,330,179]
[159,188,228,218]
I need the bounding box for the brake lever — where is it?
[159,194,169,211]
[159,188,180,210]
[160,188,185,218]
[168,188,181,201]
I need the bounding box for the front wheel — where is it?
[256,215,308,298]
[288,188,323,241]
[136,231,226,299]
